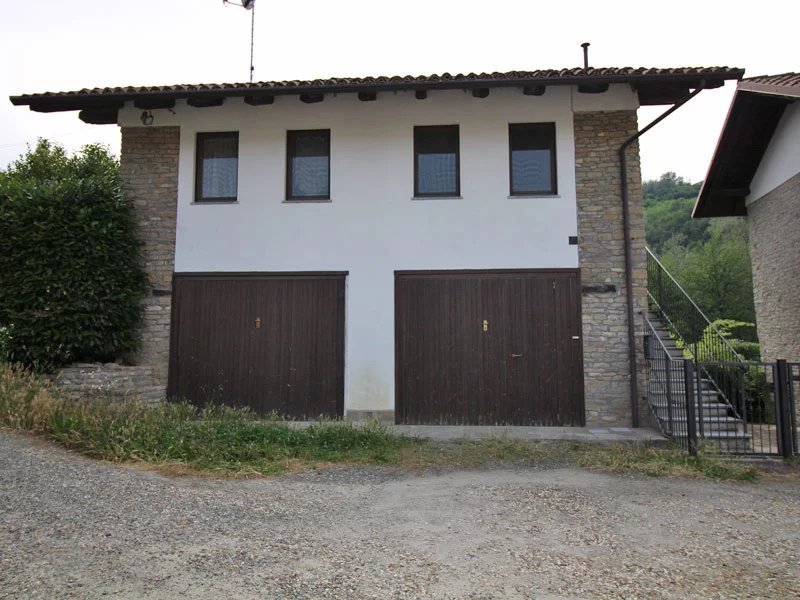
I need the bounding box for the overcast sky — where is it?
[2,0,797,182]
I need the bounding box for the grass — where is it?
[0,362,772,481]
[0,363,417,475]
[393,437,762,481]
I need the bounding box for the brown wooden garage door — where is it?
[395,270,584,426]
[167,272,345,418]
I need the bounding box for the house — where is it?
[10,65,743,427]
[693,73,799,365]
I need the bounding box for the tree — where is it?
[645,197,711,253]
[643,171,702,201]
[0,140,147,368]
[660,218,755,324]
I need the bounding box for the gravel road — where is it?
[1,431,799,599]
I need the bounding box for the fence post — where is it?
[695,360,705,438]
[775,360,794,459]
[683,359,698,456]
[665,356,674,436]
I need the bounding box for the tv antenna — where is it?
[223,0,256,82]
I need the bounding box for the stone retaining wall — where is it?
[51,364,165,403]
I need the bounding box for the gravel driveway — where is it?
[1,431,799,599]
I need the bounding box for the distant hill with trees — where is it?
[643,172,755,325]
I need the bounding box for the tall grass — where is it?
[0,363,766,481]
[0,363,413,475]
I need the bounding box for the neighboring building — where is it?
[694,73,800,364]
[11,66,742,427]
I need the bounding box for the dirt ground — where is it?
[1,431,798,599]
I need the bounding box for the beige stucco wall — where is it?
[118,106,649,426]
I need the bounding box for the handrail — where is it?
[643,314,682,439]
[644,313,681,360]
[646,247,744,362]
[646,248,745,421]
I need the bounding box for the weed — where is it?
[0,363,774,481]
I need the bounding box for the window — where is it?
[509,123,557,196]
[286,129,331,200]
[414,125,460,197]
[195,132,239,203]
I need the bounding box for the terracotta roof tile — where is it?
[738,72,800,98]
[11,66,743,104]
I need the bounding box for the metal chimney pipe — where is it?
[581,42,590,69]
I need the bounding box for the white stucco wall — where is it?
[747,101,800,204]
[118,85,638,413]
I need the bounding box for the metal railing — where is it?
[646,247,745,419]
[645,314,798,456]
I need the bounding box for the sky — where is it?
[1,0,798,182]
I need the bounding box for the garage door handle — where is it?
[509,353,523,358]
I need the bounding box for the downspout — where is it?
[619,86,704,427]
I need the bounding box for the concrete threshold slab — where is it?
[388,425,666,444]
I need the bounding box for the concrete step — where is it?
[650,399,730,410]
[654,414,741,432]
[667,430,753,452]
[650,403,731,419]
[648,389,720,401]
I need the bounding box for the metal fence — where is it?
[645,315,797,457]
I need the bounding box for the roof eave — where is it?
[9,69,745,113]
[693,86,792,219]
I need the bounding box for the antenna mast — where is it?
[249,1,255,82]
[223,0,256,82]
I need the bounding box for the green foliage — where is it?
[695,319,760,362]
[0,140,147,369]
[645,197,711,254]
[659,219,755,324]
[643,171,702,201]
[688,319,773,425]
[643,173,709,255]
[0,325,10,363]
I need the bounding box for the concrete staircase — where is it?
[646,311,752,452]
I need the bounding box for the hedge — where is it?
[0,140,147,369]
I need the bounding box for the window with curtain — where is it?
[286,129,331,200]
[195,132,239,203]
[414,125,460,197]
[509,123,557,195]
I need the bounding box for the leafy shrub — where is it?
[686,319,774,423]
[0,140,147,369]
[695,319,760,362]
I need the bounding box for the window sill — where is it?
[411,196,463,201]
[507,194,561,199]
[283,199,333,204]
[191,200,239,205]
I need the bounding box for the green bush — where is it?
[695,319,760,362]
[688,319,774,423]
[0,140,147,369]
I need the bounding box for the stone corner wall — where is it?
[573,110,650,428]
[747,171,800,365]
[120,126,180,386]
